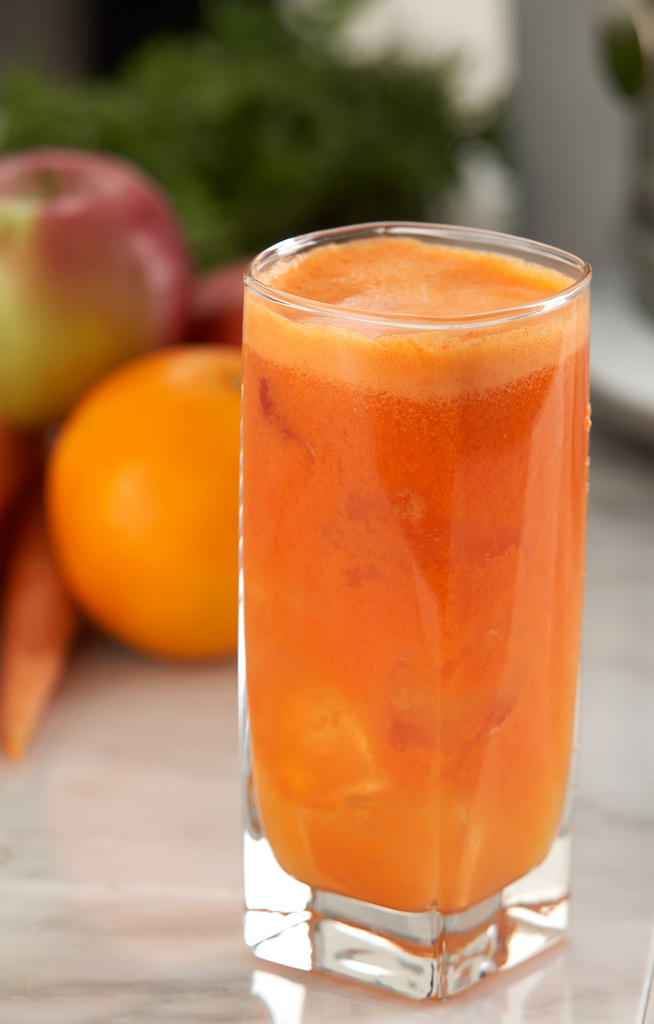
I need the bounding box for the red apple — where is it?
[0,148,192,428]
[185,257,250,347]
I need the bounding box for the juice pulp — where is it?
[242,236,590,915]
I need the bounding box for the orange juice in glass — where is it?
[240,223,590,999]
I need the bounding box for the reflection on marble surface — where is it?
[0,427,652,1023]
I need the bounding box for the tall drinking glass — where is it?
[239,223,591,1000]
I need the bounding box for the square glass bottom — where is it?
[243,817,571,1001]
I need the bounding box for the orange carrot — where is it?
[0,421,43,520]
[1,493,78,759]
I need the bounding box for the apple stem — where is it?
[27,168,67,201]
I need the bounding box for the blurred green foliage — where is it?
[599,10,645,99]
[0,0,505,268]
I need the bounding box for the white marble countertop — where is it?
[1,425,653,1024]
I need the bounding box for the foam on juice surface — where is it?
[260,236,573,317]
[246,236,588,400]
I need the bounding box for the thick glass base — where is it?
[243,829,570,1000]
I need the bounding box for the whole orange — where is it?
[46,346,241,660]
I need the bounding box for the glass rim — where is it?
[244,221,592,331]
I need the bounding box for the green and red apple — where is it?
[0,148,192,428]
